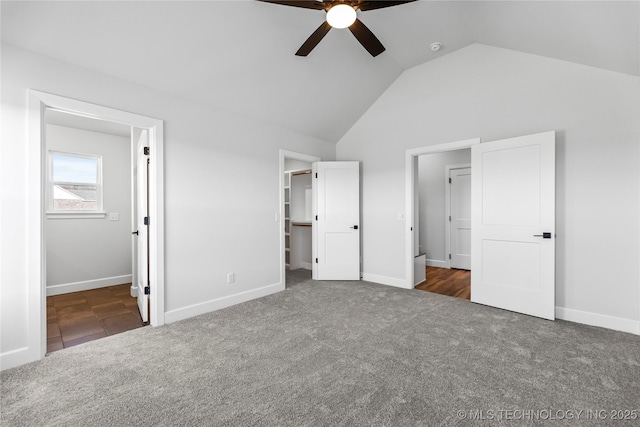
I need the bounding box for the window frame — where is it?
[46,150,106,219]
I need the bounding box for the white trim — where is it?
[0,347,30,372]
[46,275,132,296]
[361,272,409,289]
[426,259,448,268]
[165,282,282,324]
[279,149,321,287]
[27,90,165,369]
[405,139,481,289]
[299,261,313,271]
[556,306,640,335]
[46,212,107,219]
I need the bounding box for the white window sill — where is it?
[46,212,107,219]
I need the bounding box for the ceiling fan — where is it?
[257,0,417,57]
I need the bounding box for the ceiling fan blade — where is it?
[256,0,326,10]
[348,18,385,57]
[357,1,417,12]
[296,21,332,56]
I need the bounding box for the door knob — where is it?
[132,230,139,236]
[533,232,552,238]
[350,225,359,230]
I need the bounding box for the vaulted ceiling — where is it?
[2,1,638,142]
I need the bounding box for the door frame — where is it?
[404,138,480,288]
[278,149,321,288]
[28,90,165,362]
[445,164,471,270]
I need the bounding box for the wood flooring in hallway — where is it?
[415,266,471,300]
[47,283,146,354]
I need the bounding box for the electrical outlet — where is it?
[108,213,119,221]
[397,213,405,221]
[227,272,235,284]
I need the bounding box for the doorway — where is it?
[405,138,479,290]
[44,110,145,352]
[28,90,165,362]
[413,149,471,300]
[280,151,362,287]
[280,150,320,288]
[405,132,556,320]
[284,159,313,287]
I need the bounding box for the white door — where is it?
[313,161,360,280]
[450,167,471,270]
[471,131,555,320]
[136,130,149,322]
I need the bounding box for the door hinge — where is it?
[315,173,318,178]
[315,215,318,220]
[315,258,318,264]
[144,286,150,295]
[144,147,150,156]
[144,217,150,226]
[448,254,451,260]
[449,177,452,184]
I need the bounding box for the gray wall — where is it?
[1,44,336,364]
[338,44,640,330]
[45,124,132,294]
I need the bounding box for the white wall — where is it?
[418,149,471,267]
[284,159,311,172]
[337,44,640,332]
[45,124,132,294]
[290,173,312,222]
[0,44,335,369]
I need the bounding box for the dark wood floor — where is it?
[47,283,146,354]
[415,266,471,300]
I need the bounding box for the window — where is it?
[48,151,103,216]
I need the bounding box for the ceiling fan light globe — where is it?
[326,4,357,29]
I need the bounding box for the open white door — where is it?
[135,130,149,323]
[471,131,555,320]
[450,167,471,270]
[313,161,360,280]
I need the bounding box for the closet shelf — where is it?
[292,221,312,227]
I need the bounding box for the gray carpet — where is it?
[2,271,639,426]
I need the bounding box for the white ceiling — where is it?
[2,1,638,143]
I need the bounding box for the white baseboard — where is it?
[291,262,312,271]
[0,347,33,371]
[164,282,283,324]
[361,273,411,289]
[426,259,448,268]
[556,306,640,335]
[47,275,133,296]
